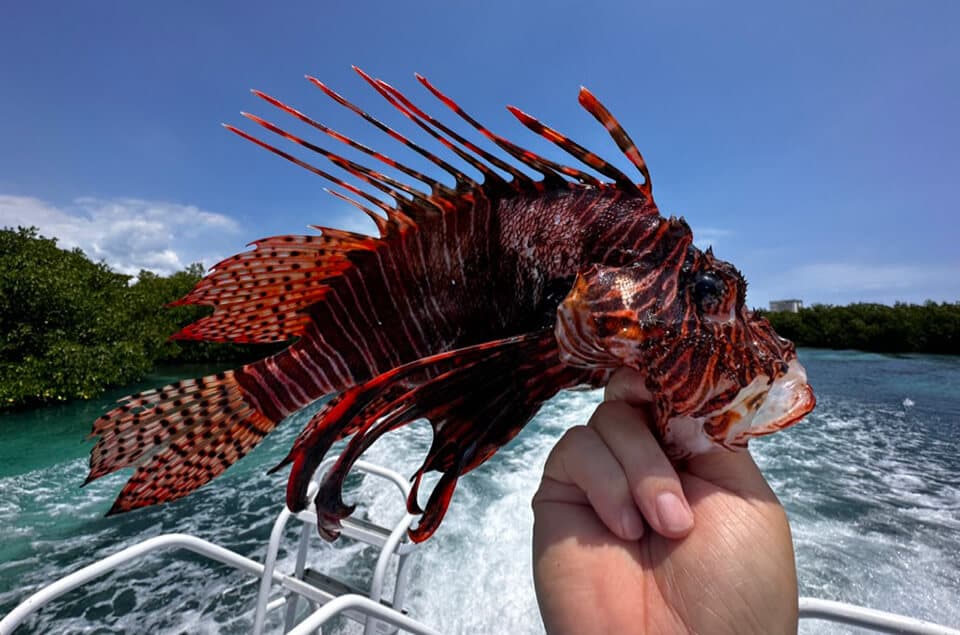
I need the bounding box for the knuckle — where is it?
[588,400,635,428]
[546,426,591,469]
[556,425,593,452]
[530,483,547,510]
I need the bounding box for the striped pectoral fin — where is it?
[85,370,279,514]
[277,332,592,543]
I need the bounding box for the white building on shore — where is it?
[769,299,803,313]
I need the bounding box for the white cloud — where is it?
[0,194,243,276]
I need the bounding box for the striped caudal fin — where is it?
[87,321,358,513]
[86,369,282,513]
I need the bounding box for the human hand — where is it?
[532,368,798,635]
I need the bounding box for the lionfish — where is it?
[85,69,815,542]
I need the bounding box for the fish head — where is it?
[555,245,815,457]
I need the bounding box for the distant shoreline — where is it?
[763,302,960,356]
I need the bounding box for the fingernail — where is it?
[655,492,693,534]
[620,507,645,540]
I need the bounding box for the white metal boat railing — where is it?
[0,458,432,635]
[798,597,960,634]
[287,595,440,635]
[2,454,958,635]
[0,533,330,635]
[253,457,420,635]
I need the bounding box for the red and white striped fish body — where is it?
[86,70,814,542]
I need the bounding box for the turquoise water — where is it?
[1,350,958,633]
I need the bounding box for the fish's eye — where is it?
[693,272,726,313]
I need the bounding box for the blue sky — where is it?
[1,1,957,307]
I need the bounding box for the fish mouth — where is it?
[663,359,816,455]
[738,358,816,438]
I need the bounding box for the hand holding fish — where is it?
[532,367,799,635]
